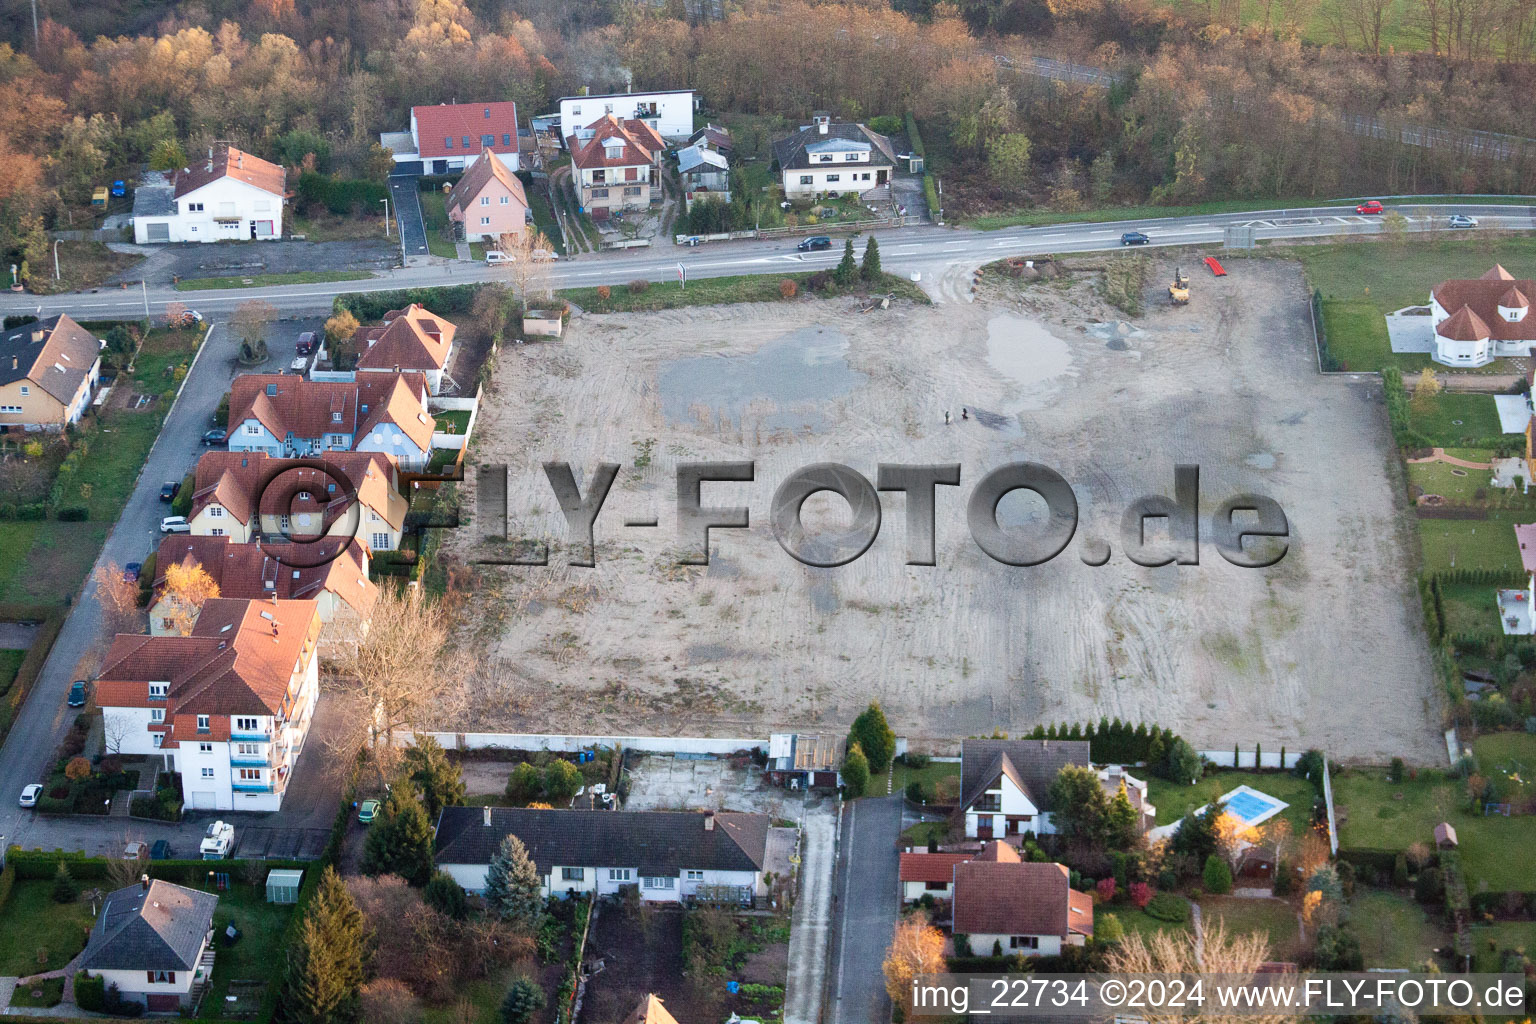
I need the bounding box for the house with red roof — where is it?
[132,144,285,244]
[899,851,973,903]
[354,305,458,395]
[381,101,521,176]
[566,115,665,218]
[446,149,531,245]
[96,597,323,812]
[1430,264,1536,367]
[226,372,435,470]
[951,844,1093,956]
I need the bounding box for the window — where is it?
[481,134,493,148]
[684,870,704,881]
[187,202,203,212]
[149,682,167,699]
[826,174,840,183]
[19,385,28,396]
[846,152,859,160]
[152,733,163,747]
[279,514,290,530]
[799,175,813,185]
[481,216,490,226]
[0,405,20,413]
[561,867,585,881]
[147,971,176,985]
[236,717,258,731]
[608,869,632,882]
[819,154,834,162]
[975,793,1001,812]
[572,105,581,116]
[371,533,391,550]
[925,881,948,891]
[150,708,165,722]
[238,743,259,755]
[210,528,225,537]
[197,714,210,732]
[590,188,609,199]
[623,186,642,197]
[642,876,675,890]
[199,742,213,753]
[331,411,343,422]
[861,173,871,180]
[245,424,261,435]
[499,195,509,205]
[208,506,224,518]
[201,767,214,778]
[502,133,512,146]
[1010,936,1040,950]
[605,146,623,160]
[480,196,490,206]
[461,136,470,148]
[239,768,262,781]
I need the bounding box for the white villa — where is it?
[1429,265,1536,367]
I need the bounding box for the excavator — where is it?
[1168,267,1190,306]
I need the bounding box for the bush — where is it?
[1388,756,1405,782]
[52,862,77,903]
[1203,855,1233,894]
[627,279,650,294]
[74,972,105,1012]
[1144,892,1191,923]
[807,270,832,292]
[779,278,798,298]
[868,114,904,136]
[56,506,88,522]
[595,284,611,301]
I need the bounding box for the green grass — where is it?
[128,326,201,395]
[1436,581,1501,637]
[1300,235,1536,314]
[1318,299,1435,373]
[1408,393,1504,446]
[1417,511,1525,574]
[520,175,567,256]
[1407,458,1498,502]
[0,647,25,695]
[1146,770,1318,835]
[199,882,295,1019]
[468,242,487,262]
[1351,889,1449,969]
[434,409,471,435]
[880,758,961,802]
[1474,731,1536,805]
[9,976,64,1007]
[175,270,373,291]
[419,966,525,1024]
[901,821,952,848]
[1198,896,1301,958]
[564,271,928,313]
[0,521,108,605]
[1471,920,1536,972]
[0,881,97,975]
[968,196,1368,231]
[419,191,459,259]
[1113,907,1192,941]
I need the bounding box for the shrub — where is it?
[595,284,611,300]
[52,862,76,903]
[779,278,798,298]
[1388,757,1405,782]
[898,752,931,769]
[1392,853,1409,887]
[1144,892,1191,923]
[1096,912,1125,943]
[1096,876,1117,902]
[807,270,832,292]
[74,972,105,1012]
[65,756,92,781]
[1203,855,1233,894]
[1129,881,1152,908]
[627,279,650,294]
[56,506,88,522]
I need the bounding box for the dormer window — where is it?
[332,412,342,422]
[444,137,453,149]
[606,146,623,160]
[196,714,210,732]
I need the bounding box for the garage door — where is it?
[145,222,170,242]
[188,790,216,810]
[147,994,180,1012]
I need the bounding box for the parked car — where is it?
[68,680,88,707]
[160,516,191,534]
[123,841,148,861]
[150,839,173,860]
[202,429,227,446]
[358,799,381,824]
[200,820,235,860]
[169,308,204,328]
[19,783,42,808]
[160,480,180,502]
[484,250,510,264]
[1448,214,1478,228]
[295,331,317,355]
[1355,200,1385,214]
[796,236,832,252]
[122,562,142,582]
[1120,231,1151,245]
[110,179,127,198]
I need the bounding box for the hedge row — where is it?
[1336,847,1403,875]
[333,284,481,323]
[295,172,388,216]
[0,863,15,911]
[0,610,65,744]
[3,848,307,884]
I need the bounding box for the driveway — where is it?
[389,175,431,264]
[828,794,902,1024]
[784,793,837,1024]
[109,239,399,286]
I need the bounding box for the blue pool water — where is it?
[1225,789,1281,822]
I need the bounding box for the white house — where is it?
[1430,264,1536,367]
[353,305,456,395]
[558,89,696,142]
[899,852,971,904]
[435,806,770,904]
[957,739,1092,839]
[953,845,1093,956]
[95,597,323,812]
[132,145,285,244]
[78,878,218,1013]
[771,115,896,199]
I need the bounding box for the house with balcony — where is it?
[558,89,696,142]
[227,372,435,470]
[957,738,1092,839]
[78,878,218,1013]
[771,114,896,200]
[434,807,770,904]
[132,145,285,244]
[380,101,521,176]
[566,115,665,219]
[1430,264,1536,367]
[353,305,457,395]
[0,313,102,432]
[95,597,323,812]
[187,450,407,551]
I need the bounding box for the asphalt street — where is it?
[829,794,903,1024]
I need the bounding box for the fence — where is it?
[429,386,480,450]
[396,730,763,755]
[601,238,651,250]
[1197,748,1302,769]
[49,228,128,242]
[1322,757,1339,855]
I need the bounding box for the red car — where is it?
[1355,200,1384,214]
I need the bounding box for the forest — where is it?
[1,0,1535,279]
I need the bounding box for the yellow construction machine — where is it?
[1169,267,1190,305]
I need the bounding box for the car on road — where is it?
[150,839,173,860]
[1448,214,1478,228]
[200,820,235,860]
[68,680,88,707]
[111,179,127,198]
[123,841,148,861]
[358,799,381,824]
[484,250,510,264]
[1120,231,1150,245]
[295,331,317,355]
[797,236,832,252]
[160,516,191,534]
[159,480,180,502]
[1355,200,1385,214]
[202,428,227,446]
[123,562,142,582]
[169,308,204,328]
[19,783,42,807]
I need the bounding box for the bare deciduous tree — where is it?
[94,562,141,636]
[1106,919,1281,1024]
[495,228,556,304]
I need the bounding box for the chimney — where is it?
[703,810,715,831]
[140,874,150,891]
[818,121,828,135]
[482,805,492,827]
[237,151,243,169]
[31,328,44,343]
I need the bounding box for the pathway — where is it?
[1405,447,1493,469]
[783,795,836,1024]
[453,241,471,261]
[1191,901,1204,963]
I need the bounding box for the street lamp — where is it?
[381,197,390,237]
[53,239,60,281]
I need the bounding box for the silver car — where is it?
[1447,214,1478,228]
[19,783,42,807]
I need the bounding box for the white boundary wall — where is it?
[1199,748,1301,769]
[397,730,763,755]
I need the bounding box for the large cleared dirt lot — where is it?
[446,260,1440,760]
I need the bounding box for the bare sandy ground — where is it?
[445,261,1441,761]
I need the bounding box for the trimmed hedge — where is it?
[3,848,307,884]
[0,862,14,911]
[1145,892,1192,923]
[946,954,1027,973]
[1336,848,1403,875]
[0,609,65,743]
[333,284,481,322]
[295,171,388,216]
[74,972,105,1012]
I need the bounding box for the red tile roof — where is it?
[355,304,456,374]
[974,840,1022,863]
[227,372,434,454]
[190,450,403,531]
[173,144,285,199]
[566,115,664,171]
[413,101,520,160]
[153,534,378,619]
[899,852,971,883]
[1437,305,1493,342]
[1433,267,1536,343]
[1483,264,1515,280]
[952,861,1087,938]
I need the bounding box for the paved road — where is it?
[828,794,902,1024]
[2,203,1528,320]
[784,794,837,1024]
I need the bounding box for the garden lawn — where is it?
[419,191,458,259]
[1407,459,1500,503]
[75,409,165,520]
[969,197,1368,232]
[0,647,25,695]
[197,882,295,1019]
[1471,920,1536,972]
[1299,235,1536,314]
[1111,907,1192,942]
[434,409,471,434]
[176,270,372,291]
[519,174,566,256]
[9,976,64,1007]
[1351,889,1449,969]
[1146,770,1317,835]
[900,821,952,848]
[128,326,202,395]
[1417,511,1524,574]
[882,758,961,803]
[1318,299,1433,374]
[1198,896,1301,958]
[1436,581,1500,638]
[1408,393,1503,446]
[0,881,97,975]
[0,521,108,605]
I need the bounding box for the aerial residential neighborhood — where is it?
[0,0,1534,1022]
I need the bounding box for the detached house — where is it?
[772,114,896,199]
[558,89,696,142]
[96,597,323,812]
[958,739,1092,839]
[566,115,665,218]
[435,807,770,904]
[133,145,285,244]
[382,101,521,176]
[188,450,408,551]
[446,149,530,245]
[678,144,730,210]
[227,372,435,470]
[1430,264,1536,367]
[353,305,457,394]
[78,878,218,1013]
[952,844,1093,956]
[0,313,102,431]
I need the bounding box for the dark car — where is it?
[1120,231,1151,246]
[110,179,127,197]
[797,236,832,252]
[123,562,142,582]
[67,680,88,707]
[295,331,317,356]
[159,481,180,502]
[202,429,227,446]
[150,839,173,860]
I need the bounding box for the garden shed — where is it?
[265,868,303,904]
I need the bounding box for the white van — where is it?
[484,250,510,264]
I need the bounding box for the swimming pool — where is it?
[1216,785,1288,827]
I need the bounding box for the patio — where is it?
[1385,307,1435,354]
[1496,587,1534,634]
